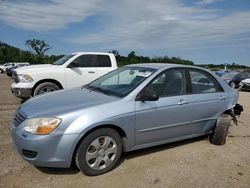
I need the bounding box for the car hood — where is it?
[15,64,59,74]
[242,78,250,83]
[20,87,119,118]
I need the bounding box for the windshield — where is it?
[85,66,156,97]
[53,54,74,65]
[221,72,238,80]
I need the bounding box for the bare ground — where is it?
[0,73,249,188]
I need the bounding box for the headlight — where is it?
[24,118,61,135]
[18,74,33,82]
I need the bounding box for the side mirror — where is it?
[138,92,159,102]
[68,61,78,68]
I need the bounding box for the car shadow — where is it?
[122,136,207,161]
[35,136,208,175]
[35,166,80,175]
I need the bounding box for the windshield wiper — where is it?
[83,85,112,96]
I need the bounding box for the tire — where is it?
[0,69,3,73]
[229,82,236,89]
[33,82,60,96]
[210,114,231,145]
[75,128,122,176]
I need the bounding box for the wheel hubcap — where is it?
[86,136,117,170]
[39,87,56,95]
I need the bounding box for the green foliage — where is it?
[0,42,248,71]
[25,39,51,55]
[196,63,248,70]
[0,41,62,65]
[109,50,194,67]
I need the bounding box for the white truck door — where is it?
[65,54,98,88]
[95,55,115,77]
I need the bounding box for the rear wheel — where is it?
[33,82,60,96]
[230,82,236,89]
[210,114,231,145]
[75,128,122,176]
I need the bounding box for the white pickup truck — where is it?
[11,52,117,99]
[0,62,29,73]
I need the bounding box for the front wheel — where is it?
[75,128,122,176]
[210,114,231,145]
[0,69,3,73]
[33,82,60,96]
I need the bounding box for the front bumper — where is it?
[11,121,79,168]
[11,87,32,99]
[239,83,250,90]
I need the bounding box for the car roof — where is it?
[72,52,112,55]
[126,63,207,71]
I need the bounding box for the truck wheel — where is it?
[210,114,231,145]
[33,82,60,96]
[75,128,122,176]
[0,69,3,73]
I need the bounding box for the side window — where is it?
[97,55,112,67]
[77,55,97,67]
[74,55,111,67]
[189,69,222,93]
[144,69,186,97]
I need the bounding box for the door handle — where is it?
[88,71,95,74]
[177,99,188,105]
[218,96,226,100]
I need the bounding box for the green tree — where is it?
[25,39,51,55]
[109,50,120,57]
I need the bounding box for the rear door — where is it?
[95,55,114,77]
[188,68,225,134]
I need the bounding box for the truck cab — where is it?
[11,52,117,99]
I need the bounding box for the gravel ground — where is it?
[0,73,249,188]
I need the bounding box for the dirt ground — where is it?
[0,73,249,188]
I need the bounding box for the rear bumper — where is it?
[11,87,32,99]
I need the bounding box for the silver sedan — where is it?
[11,63,242,176]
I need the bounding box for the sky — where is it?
[0,0,250,66]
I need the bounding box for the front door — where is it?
[65,54,98,88]
[135,68,192,146]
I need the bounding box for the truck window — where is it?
[77,55,111,67]
[97,55,111,67]
[77,55,96,67]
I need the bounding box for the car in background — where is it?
[239,78,250,91]
[221,71,250,88]
[215,70,230,77]
[0,62,16,73]
[11,52,117,99]
[0,62,29,73]
[11,63,242,176]
[242,69,250,73]
[6,63,30,77]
